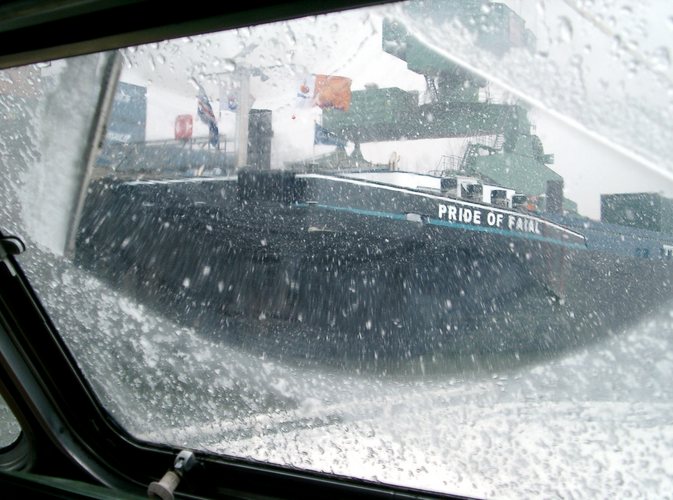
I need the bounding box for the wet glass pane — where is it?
[2,1,673,497]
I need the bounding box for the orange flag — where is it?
[314,75,352,111]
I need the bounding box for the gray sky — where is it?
[509,0,673,217]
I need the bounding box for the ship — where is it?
[73,4,673,367]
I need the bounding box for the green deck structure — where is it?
[320,1,574,211]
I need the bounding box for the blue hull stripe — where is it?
[296,203,587,250]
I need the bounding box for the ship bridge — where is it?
[320,1,569,208]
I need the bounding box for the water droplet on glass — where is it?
[557,16,573,43]
[651,47,671,72]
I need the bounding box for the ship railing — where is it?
[431,155,463,175]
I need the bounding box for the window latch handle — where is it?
[148,450,196,500]
[0,229,26,276]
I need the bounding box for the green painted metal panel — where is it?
[382,1,536,64]
[465,135,561,196]
[322,88,530,143]
[600,193,673,233]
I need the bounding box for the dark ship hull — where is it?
[75,171,673,365]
